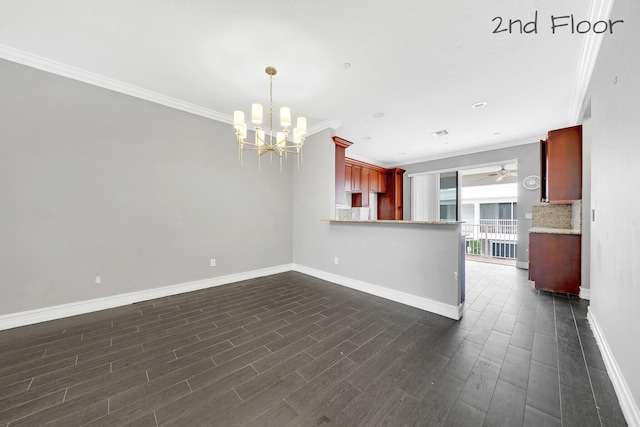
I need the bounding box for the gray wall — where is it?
[293,130,462,309]
[397,143,540,267]
[0,59,293,315]
[589,0,640,414]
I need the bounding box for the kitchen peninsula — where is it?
[326,137,465,321]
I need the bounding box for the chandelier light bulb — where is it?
[280,107,291,127]
[296,117,307,134]
[233,111,245,129]
[251,103,263,125]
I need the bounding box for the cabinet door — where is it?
[352,168,371,207]
[344,164,352,192]
[529,233,581,295]
[377,168,404,220]
[394,169,403,219]
[546,126,582,203]
[370,169,379,192]
[352,165,362,192]
[379,172,387,193]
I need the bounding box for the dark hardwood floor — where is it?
[0,262,627,426]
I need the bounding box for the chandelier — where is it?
[233,66,307,171]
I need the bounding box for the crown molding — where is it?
[307,119,342,137]
[332,136,354,148]
[569,0,615,125]
[344,152,381,167]
[0,44,231,124]
[383,134,544,169]
[0,44,343,136]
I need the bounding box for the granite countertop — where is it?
[327,219,462,225]
[529,227,582,235]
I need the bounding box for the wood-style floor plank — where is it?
[0,264,627,426]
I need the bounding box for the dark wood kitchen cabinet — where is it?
[351,165,362,192]
[529,232,581,295]
[369,169,379,192]
[333,136,390,209]
[344,163,352,192]
[540,125,582,203]
[352,166,370,207]
[378,168,405,220]
[333,136,353,206]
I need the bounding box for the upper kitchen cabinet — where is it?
[540,125,582,203]
[378,168,405,220]
[333,136,388,209]
[348,159,387,208]
[351,164,362,192]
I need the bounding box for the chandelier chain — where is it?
[269,73,274,146]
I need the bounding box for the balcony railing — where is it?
[462,219,518,260]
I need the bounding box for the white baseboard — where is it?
[1,262,463,331]
[0,264,294,331]
[580,287,591,300]
[516,261,529,270]
[588,308,640,427]
[292,264,462,320]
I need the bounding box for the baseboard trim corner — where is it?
[516,261,529,270]
[0,263,294,331]
[588,308,640,427]
[580,287,591,300]
[292,264,461,320]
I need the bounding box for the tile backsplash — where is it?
[532,204,572,228]
[532,201,582,232]
[335,207,370,220]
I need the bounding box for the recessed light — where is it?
[494,132,501,135]
[431,130,449,137]
[373,112,385,119]
[362,136,371,141]
[398,152,406,155]
[343,62,351,69]
[472,101,487,109]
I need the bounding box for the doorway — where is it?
[460,163,518,266]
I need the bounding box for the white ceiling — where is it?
[0,0,609,166]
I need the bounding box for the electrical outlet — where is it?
[334,257,339,265]
[210,258,216,267]
[592,209,596,222]
[95,276,101,284]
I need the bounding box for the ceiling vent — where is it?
[431,130,449,137]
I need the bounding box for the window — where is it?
[479,202,517,220]
[439,171,458,221]
[411,171,459,221]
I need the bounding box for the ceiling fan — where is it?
[477,165,517,182]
